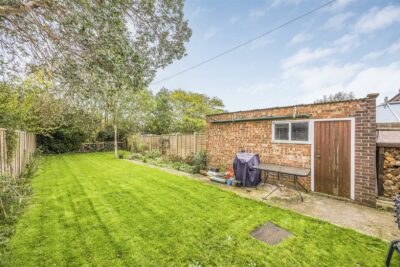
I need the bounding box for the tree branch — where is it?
[0,1,45,17]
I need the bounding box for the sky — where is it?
[150,0,400,112]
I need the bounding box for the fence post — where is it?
[193,132,197,154]
[175,134,178,156]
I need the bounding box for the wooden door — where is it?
[314,121,351,198]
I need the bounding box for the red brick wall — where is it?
[206,94,378,206]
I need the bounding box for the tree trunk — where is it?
[114,123,118,159]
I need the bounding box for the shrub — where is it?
[130,153,142,160]
[193,151,207,173]
[183,153,194,165]
[96,126,128,142]
[0,155,39,258]
[127,134,148,153]
[178,164,196,174]
[145,150,161,159]
[37,128,87,153]
[165,154,183,163]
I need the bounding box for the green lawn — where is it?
[2,153,389,266]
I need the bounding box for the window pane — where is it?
[291,122,309,141]
[275,123,289,140]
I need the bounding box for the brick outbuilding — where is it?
[206,93,379,207]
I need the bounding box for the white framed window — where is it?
[272,120,310,144]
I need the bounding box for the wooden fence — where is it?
[141,133,206,158]
[0,128,36,177]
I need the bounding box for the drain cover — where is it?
[251,222,292,245]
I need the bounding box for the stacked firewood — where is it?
[383,148,400,197]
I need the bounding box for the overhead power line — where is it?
[151,0,336,85]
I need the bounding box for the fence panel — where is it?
[0,128,36,178]
[140,133,206,158]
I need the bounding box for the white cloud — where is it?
[249,8,266,19]
[333,34,360,52]
[278,62,400,103]
[289,32,313,46]
[344,62,400,99]
[282,48,335,69]
[330,0,357,12]
[232,62,400,108]
[249,0,301,19]
[363,40,400,60]
[283,63,363,94]
[249,36,274,50]
[323,12,353,30]
[236,82,276,95]
[354,5,400,34]
[229,16,239,24]
[189,7,213,19]
[271,0,302,8]
[283,32,361,70]
[203,26,218,40]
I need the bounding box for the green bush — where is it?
[0,155,39,259]
[130,150,204,175]
[165,154,183,163]
[130,153,142,160]
[127,134,148,153]
[96,126,127,142]
[145,150,161,160]
[37,128,87,153]
[193,151,207,173]
[178,164,196,174]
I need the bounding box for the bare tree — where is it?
[315,91,355,103]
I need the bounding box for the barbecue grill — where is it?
[233,152,261,187]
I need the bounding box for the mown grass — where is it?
[1,153,390,266]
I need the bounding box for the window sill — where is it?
[272,140,311,145]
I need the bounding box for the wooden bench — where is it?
[254,163,310,201]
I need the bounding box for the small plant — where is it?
[0,155,39,258]
[178,164,196,174]
[145,150,161,160]
[127,134,148,153]
[119,153,124,159]
[193,151,207,173]
[130,153,142,160]
[166,154,183,163]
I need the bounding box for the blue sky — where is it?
[150,0,400,111]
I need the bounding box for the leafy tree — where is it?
[52,1,191,158]
[146,88,173,134]
[169,89,224,133]
[142,88,225,134]
[121,90,155,133]
[0,70,100,154]
[0,1,191,79]
[1,1,191,158]
[315,91,355,103]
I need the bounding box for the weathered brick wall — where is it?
[206,94,378,206]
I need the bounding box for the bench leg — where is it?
[386,239,400,267]
[294,176,304,202]
[262,171,269,184]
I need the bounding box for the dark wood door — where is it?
[314,121,351,198]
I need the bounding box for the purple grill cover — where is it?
[233,152,261,187]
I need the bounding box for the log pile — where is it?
[383,148,400,197]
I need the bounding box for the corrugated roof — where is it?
[207,98,365,117]
[389,90,400,102]
[377,129,400,147]
[377,103,400,123]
